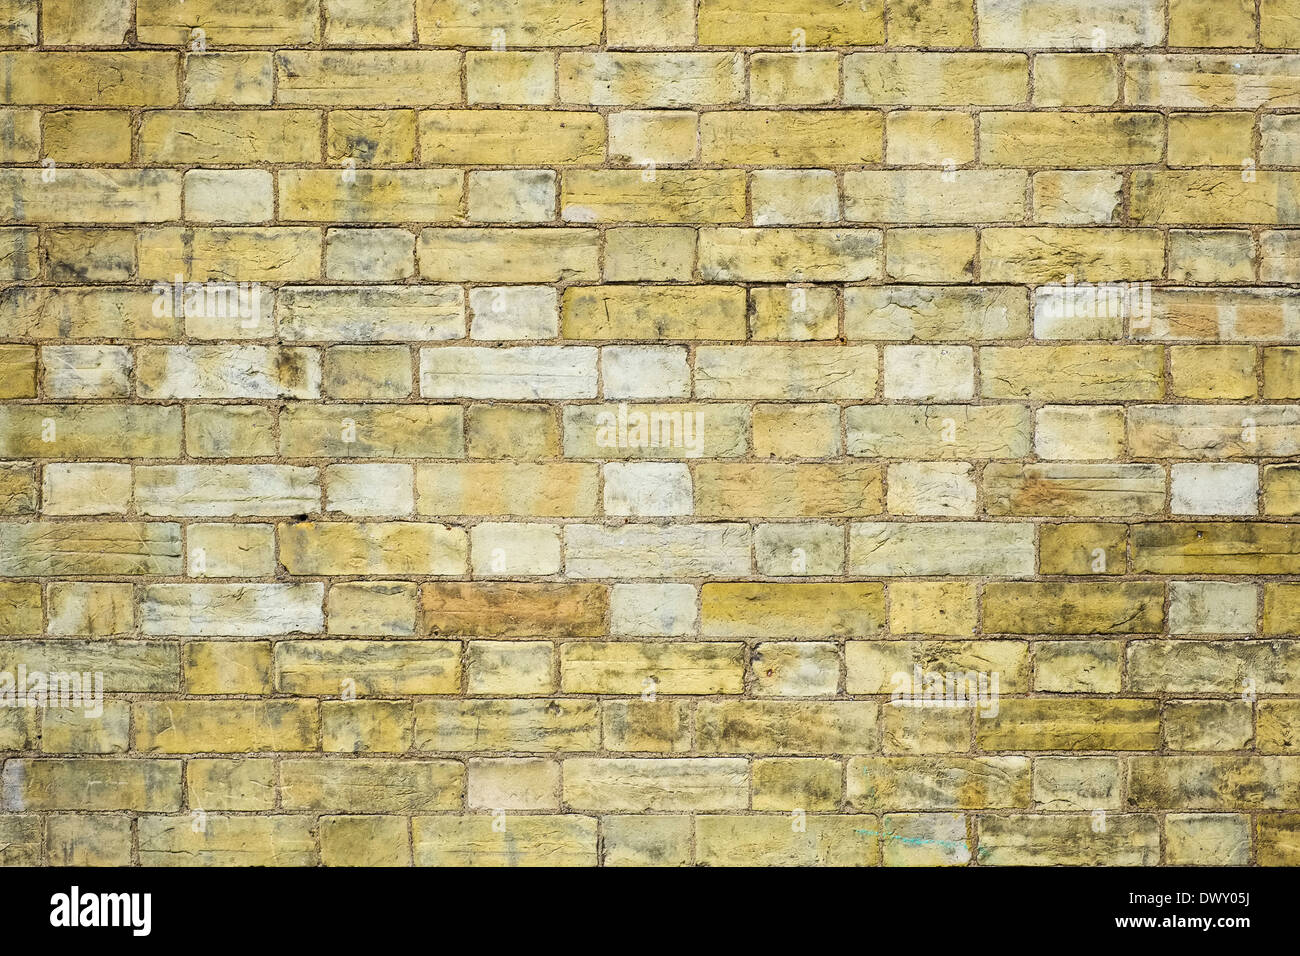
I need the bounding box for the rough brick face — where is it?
[0,0,1295,869]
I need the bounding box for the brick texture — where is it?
[0,0,1296,867]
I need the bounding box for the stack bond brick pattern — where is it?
[1,0,1299,867]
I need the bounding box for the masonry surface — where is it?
[1,0,1299,867]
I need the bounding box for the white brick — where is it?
[468,170,557,223]
[420,346,598,398]
[1171,463,1259,516]
[41,345,132,398]
[883,345,974,401]
[610,583,699,636]
[184,169,274,223]
[42,463,132,516]
[752,169,840,225]
[325,463,414,517]
[602,462,693,516]
[470,523,563,576]
[601,346,690,399]
[469,286,559,340]
[887,462,977,516]
[1169,581,1257,635]
[325,228,415,282]
[564,523,751,577]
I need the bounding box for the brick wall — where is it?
[1,0,1298,866]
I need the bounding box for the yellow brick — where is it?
[187,758,277,810]
[140,227,320,281]
[0,109,37,161]
[1168,230,1255,282]
[1170,345,1256,400]
[848,757,1029,810]
[417,462,597,516]
[282,758,462,811]
[1133,522,1300,574]
[1264,465,1300,516]
[559,53,743,107]
[325,110,417,164]
[562,285,744,339]
[1263,0,1300,46]
[280,169,460,222]
[603,816,692,865]
[749,287,838,341]
[845,53,1027,106]
[886,111,975,165]
[279,521,465,575]
[889,581,976,636]
[466,404,559,458]
[561,170,745,224]
[418,228,600,282]
[467,51,555,104]
[277,640,459,695]
[983,582,1164,634]
[422,110,603,164]
[413,815,596,865]
[1168,112,1255,166]
[322,701,414,753]
[563,758,747,811]
[696,815,880,866]
[702,583,885,638]
[184,641,272,694]
[42,111,132,164]
[886,228,976,282]
[467,641,554,695]
[276,51,461,105]
[698,0,883,44]
[694,462,882,517]
[420,582,607,638]
[752,758,842,810]
[322,815,410,866]
[980,111,1162,166]
[603,700,691,753]
[140,815,316,865]
[751,404,840,458]
[1264,347,1300,399]
[1170,0,1255,46]
[608,110,697,164]
[1039,523,1128,575]
[845,170,1026,222]
[141,110,320,164]
[701,111,882,166]
[603,227,696,281]
[4,759,181,811]
[137,0,320,43]
[887,0,973,45]
[749,53,840,106]
[562,642,744,694]
[981,228,1166,282]
[324,345,412,399]
[43,0,131,43]
[418,0,600,45]
[47,815,133,866]
[0,52,178,105]
[1133,171,1300,225]
[0,345,34,399]
[416,699,598,752]
[280,403,462,458]
[135,700,318,753]
[1032,54,1118,107]
[701,229,881,281]
[324,0,414,44]
[1,170,179,224]
[982,345,1163,401]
